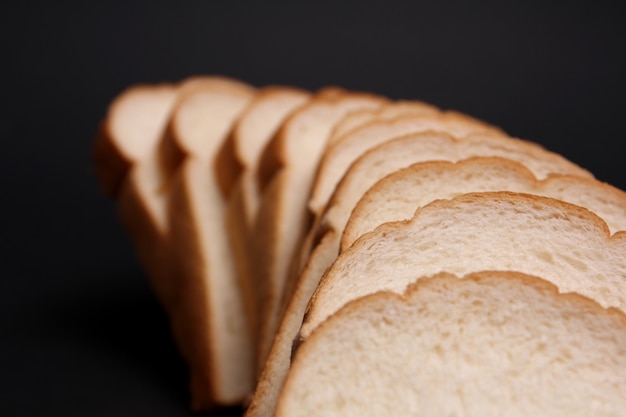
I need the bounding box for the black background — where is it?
[2,1,626,416]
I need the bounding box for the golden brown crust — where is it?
[294,270,626,361]
[254,86,350,194]
[157,75,257,179]
[92,82,178,198]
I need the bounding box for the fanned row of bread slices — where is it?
[93,75,626,416]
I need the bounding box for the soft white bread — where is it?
[215,87,312,342]
[163,80,258,410]
[93,82,178,197]
[113,76,255,311]
[297,131,594,276]
[300,192,626,340]
[217,86,312,227]
[251,88,388,371]
[249,134,597,417]
[306,111,507,219]
[276,271,626,417]
[326,99,441,145]
[102,76,257,412]
[343,157,626,249]
[158,76,257,179]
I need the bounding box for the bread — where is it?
[296,130,594,277]
[343,157,626,249]
[326,99,440,145]
[218,86,312,227]
[93,75,626,415]
[164,81,259,410]
[215,87,312,344]
[97,76,259,411]
[276,271,626,417]
[306,111,507,220]
[157,76,257,179]
[251,88,388,370]
[248,135,598,417]
[93,82,178,198]
[300,192,626,340]
[110,76,254,309]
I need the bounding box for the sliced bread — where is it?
[251,88,388,371]
[326,99,441,145]
[163,81,259,409]
[343,157,626,250]
[276,271,626,417]
[296,131,594,278]
[93,82,178,197]
[248,134,597,417]
[306,111,506,220]
[157,76,257,180]
[215,87,312,343]
[300,192,626,340]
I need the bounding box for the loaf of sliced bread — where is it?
[93,75,626,416]
[276,271,626,417]
[247,134,598,417]
[301,192,626,340]
[251,88,388,370]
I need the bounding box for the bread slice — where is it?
[112,75,259,412]
[157,76,257,180]
[162,82,261,410]
[93,82,178,197]
[301,192,626,340]
[217,86,312,226]
[111,76,255,309]
[246,134,597,417]
[296,131,594,278]
[276,271,626,417]
[343,157,626,250]
[326,99,441,146]
[216,86,312,347]
[306,111,506,220]
[251,88,388,371]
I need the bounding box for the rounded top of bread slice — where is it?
[277,271,626,417]
[301,192,626,339]
[327,99,441,144]
[341,156,626,250]
[166,75,257,161]
[255,87,388,192]
[307,111,507,217]
[106,82,178,162]
[311,130,594,253]
[214,85,311,199]
[93,82,178,196]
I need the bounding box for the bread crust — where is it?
[278,271,626,416]
[92,83,177,197]
[251,89,388,371]
[301,192,626,340]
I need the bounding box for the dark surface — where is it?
[2,1,625,416]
